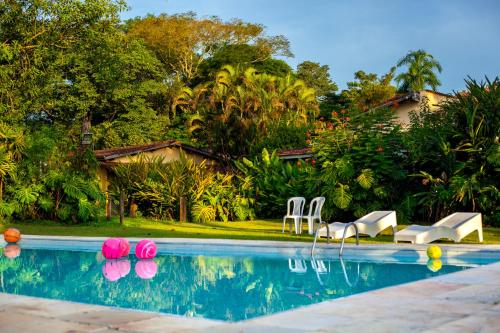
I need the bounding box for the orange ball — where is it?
[3,244,21,259]
[4,228,21,243]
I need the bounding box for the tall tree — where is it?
[173,65,318,160]
[296,61,338,99]
[343,69,396,110]
[395,49,443,92]
[127,13,293,83]
[0,0,128,124]
[198,44,292,83]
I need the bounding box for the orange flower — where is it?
[311,159,316,166]
[332,111,338,117]
[376,146,384,153]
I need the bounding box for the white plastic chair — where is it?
[303,197,326,235]
[282,197,306,234]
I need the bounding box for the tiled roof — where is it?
[372,90,452,110]
[94,140,217,161]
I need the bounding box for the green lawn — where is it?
[2,217,499,244]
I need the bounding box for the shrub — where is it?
[408,78,500,225]
[111,153,254,222]
[313,107,407,220]
[235,148,318,218]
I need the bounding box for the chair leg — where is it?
[478,227,484,243]
[392,226,398,243]
[295,218,301,234]
[308,218,314,235]
[282,217,286,233]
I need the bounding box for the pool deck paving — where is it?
[1,237,500,332]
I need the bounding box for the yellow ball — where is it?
[427,259,442,272]
[427,245,442,259]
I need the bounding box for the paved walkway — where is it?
[1,260,499,332]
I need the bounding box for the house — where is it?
[372,90,452,126]
[276,91,452,161]
[94,140,219,218]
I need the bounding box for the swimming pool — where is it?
[0,243,482,322]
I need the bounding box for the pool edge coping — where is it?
[1,236,500,332]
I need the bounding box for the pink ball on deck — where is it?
[135,260,158,280]
[135,240,157,259]
[102,259,131,282]
[102,238,122,259]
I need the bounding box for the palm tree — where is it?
[395,49,443,92]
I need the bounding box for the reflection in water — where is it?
[102,259,131,282]
[135,260,158,279]
[339,257,360,287]
[288,259,307,273]
[0,248,470,321]
[3,244,21,259]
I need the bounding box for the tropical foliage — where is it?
[173,65,318,160]
[312,108,407,220]
[0,0,497,227]
[235,149,318,218]
[110,154,254,222]
[407,78,500,225]
[342,69,397,110]
[0,125,102,223]
[395,49,443,92]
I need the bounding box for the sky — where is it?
[122,0,500,93]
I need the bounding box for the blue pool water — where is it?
[0,247,474,321]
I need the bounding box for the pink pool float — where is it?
[102,259,131,282]
[135,260,158,279]
[135,240,157,259]
[102,238,130,259]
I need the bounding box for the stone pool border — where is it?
[1,236,499,332]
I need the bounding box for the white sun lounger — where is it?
[317,211,397,240]
[394,212,483,244]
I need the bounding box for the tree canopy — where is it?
[126,13,293,84]
[342,69,396,110]
[296,61,338,98]
[395,49,443,92]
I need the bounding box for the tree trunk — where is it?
[106,191,111,220]
[179,196,187,222]
[129,200,137,218]
[119,191,125,225]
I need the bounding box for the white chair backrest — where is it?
[308,196,325,218]
[287,197,305,216]
[356,210,393,224]
[434,212,481,228]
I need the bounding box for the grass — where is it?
[2,216,499,244]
